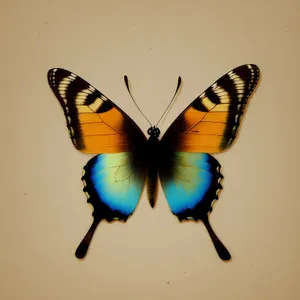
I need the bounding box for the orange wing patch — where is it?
[178,107,232,153]
[75,107,130,154]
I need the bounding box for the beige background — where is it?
[1,0,300,299]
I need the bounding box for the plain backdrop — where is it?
[1,0,300,299]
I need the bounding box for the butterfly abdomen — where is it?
[147,166,158,208]
[146,128,161,208]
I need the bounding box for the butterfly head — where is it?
[147,126,160,138]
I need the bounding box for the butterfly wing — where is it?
[159,152,222,220]
[159,151,230,260]
[48,69,147,258]
[76,152,146,259]
[159,64,260,260]
[48,68,146,153]
[161,64,260,153]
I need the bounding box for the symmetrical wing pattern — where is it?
[48,64,260,261]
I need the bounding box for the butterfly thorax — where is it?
[147,126,160,138]
[146,126,161,207]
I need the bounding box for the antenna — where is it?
[124,75,152,127]
[155,76,182,127]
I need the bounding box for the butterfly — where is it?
[47,64,260,261]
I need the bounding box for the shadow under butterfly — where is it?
[47,64,260,261]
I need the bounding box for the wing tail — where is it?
[201,214,231,261]
[76,153,146,258]
[75,217,101,259]
[159,152,231,260]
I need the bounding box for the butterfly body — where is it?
[48,64,260,261]
[145,126,161,207]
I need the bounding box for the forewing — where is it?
[48,68,146,154]
[161,64,260,153]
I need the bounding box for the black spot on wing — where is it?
[192,100,209,111]
[95,100,113,113]
[85,93,98,105]
[206,87,221,104]
[218,74,238,99]
[84,93,113,113]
